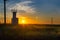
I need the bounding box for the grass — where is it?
[0,24,60,40]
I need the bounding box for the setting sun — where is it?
[20,19,27,24]
[21,20,25,24]
[18,17,28,24]
[18,16,40,24]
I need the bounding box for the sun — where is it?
[18,17,27,24]
[18,16,40,24]
[21,19,26,24]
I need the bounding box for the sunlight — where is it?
[21,19,26,24]
[18,17,27,24]
[18,16,40,24]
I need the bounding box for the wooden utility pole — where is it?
[4,0,6,24]
[51,17,53,24]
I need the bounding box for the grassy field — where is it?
[0,24,60,40]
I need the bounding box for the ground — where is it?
[0,24,60,40]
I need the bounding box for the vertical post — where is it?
[4,0,6,24]
[51,17,53,24]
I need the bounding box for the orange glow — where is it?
[18,16,40,24]
[18,17,28,24]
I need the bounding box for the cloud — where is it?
[8,1,36,14]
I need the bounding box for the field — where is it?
[0,24,60,40]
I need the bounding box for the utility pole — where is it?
[51,17,53,24]
[4,0,6,24]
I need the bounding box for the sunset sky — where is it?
[0,0,60,24]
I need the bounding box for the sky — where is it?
[0,0,60,24]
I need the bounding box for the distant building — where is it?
[12,10,18,24]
